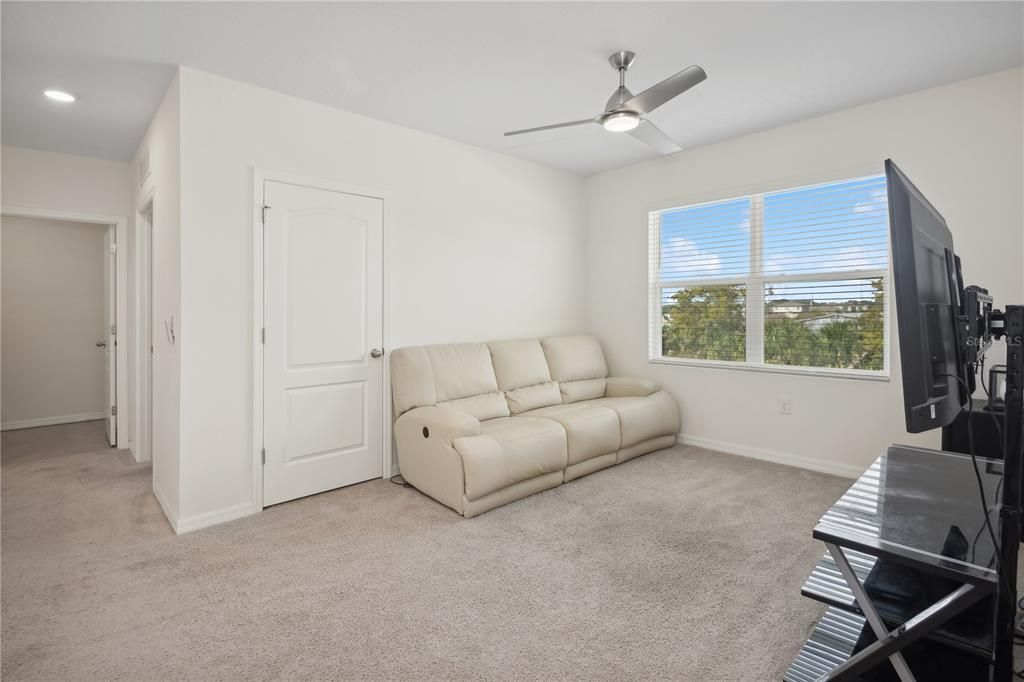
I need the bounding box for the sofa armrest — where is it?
[604,376,660,398]
[396,405,481,442]
[393,406,480,515]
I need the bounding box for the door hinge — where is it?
[261,205,271,224]
[111,405,118,417]
[261,448,266,465]
[111,324,117,336]
[110,243,117,255]
[261,327,266,344]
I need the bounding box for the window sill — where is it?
[649,356,889,382]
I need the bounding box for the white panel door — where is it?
[103,225,116,446]
[263,181,384,506]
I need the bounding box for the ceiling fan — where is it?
[504,51,706,155]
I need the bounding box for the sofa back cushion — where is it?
[390,346,436,416]
[390,334,611,418]
[488,338,562,415]
[488,338,550,390]
[389,343,510,420]
[541,335,609,403]
[427,343,509,421]
[438,392,509,421]
[426,344,497,401]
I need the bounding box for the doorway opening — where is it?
[0,208,128,451]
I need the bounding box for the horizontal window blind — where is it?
[657,197,752,282]
[649,174,889,376]
[762,176,889,277]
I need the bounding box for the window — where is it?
[649,174,889,377]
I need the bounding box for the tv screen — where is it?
[886,159,968,433]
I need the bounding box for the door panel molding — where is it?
[251,169,392,513]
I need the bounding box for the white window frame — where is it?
[648,176,890,382]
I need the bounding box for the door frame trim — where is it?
[134,188,156,464]
[251,168,392,513]
[1,205,129,447]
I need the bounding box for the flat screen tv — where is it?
[886,159,969,433]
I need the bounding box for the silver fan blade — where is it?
[622,65,706,115]
[627,119,682,155]
[504,118,596,137]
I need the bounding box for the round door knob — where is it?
[370,348,384,358]
[96,341,106,348]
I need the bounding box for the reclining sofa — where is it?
[390,335,680,517]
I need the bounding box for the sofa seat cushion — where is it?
[590,390,681,449]
[453,417,567,501]
[521,403,620,465]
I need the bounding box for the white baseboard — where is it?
[680,433,863,479]
[174,501,257,535]
[129,445,150,464]
[152,482,179,533]
[1,412,107,431]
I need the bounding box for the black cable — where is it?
[941,370,1022,670]
[968,360,1007,565]
[971,475,1003,565]
[979,363,1024,671]
[389,474,413,488]
[940,372,1003,571]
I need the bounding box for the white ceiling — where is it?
[3,2,1022,176]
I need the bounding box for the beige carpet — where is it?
[2,421,851,680]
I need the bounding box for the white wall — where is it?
[173,68,586,527]
[585,68,1024,477]
[1,145,132,217]
[131,73,183,525]
[1,216,108,428]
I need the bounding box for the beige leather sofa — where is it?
[390,335,680,517]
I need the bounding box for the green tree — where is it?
[662,286,745,361]
[855,278,885,370]
[819,320,860,368]
[765,318,817,367]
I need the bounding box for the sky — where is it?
[657,175,889,306]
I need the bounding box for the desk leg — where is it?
[825,543,916,682]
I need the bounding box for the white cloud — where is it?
[763,245,885,276]
[853,188,888,214]
[662,237,723,278]
[833,245,886,270]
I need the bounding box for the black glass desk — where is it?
[785,445,1002,681]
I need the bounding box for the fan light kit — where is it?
[505,50,707,155]
[44,89,76,103]
[602,111,640,132]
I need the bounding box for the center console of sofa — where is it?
[389,335,681,517]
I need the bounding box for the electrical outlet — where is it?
[779,397,792,415]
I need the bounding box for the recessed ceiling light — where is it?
[44,90,76,103]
